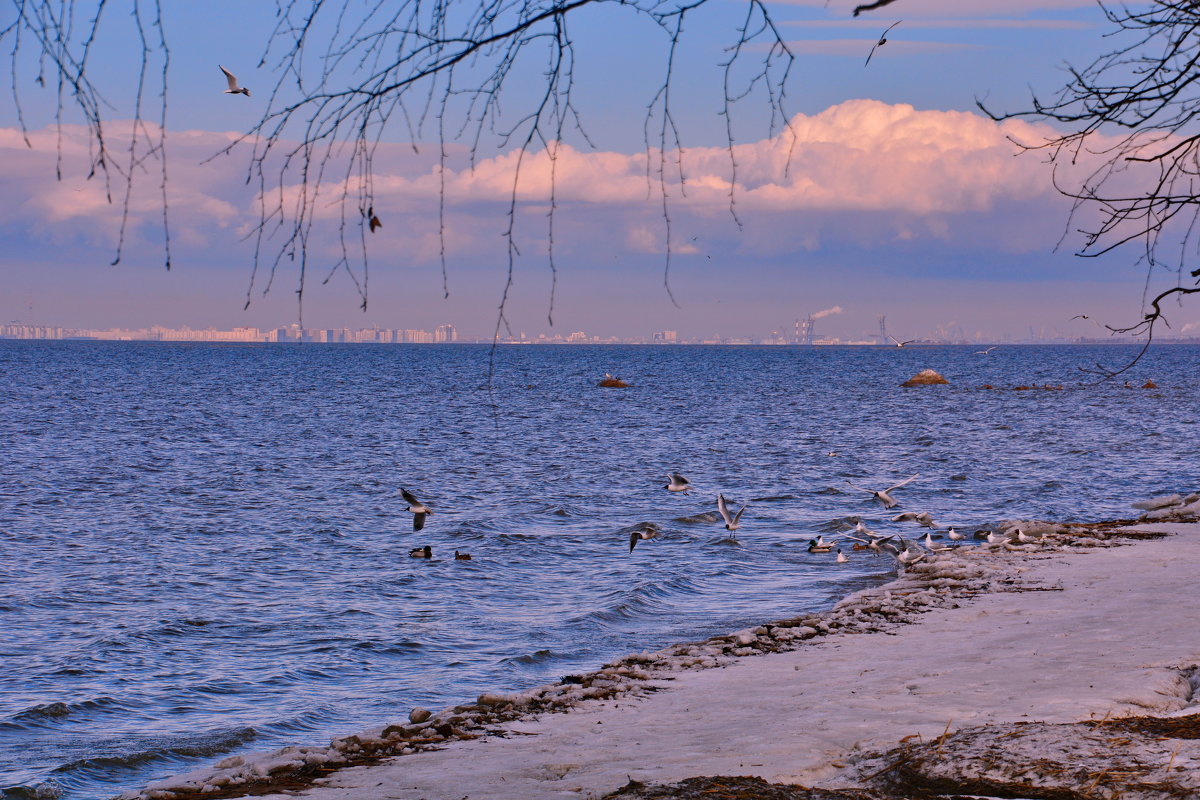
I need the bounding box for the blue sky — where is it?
[2,0,1195,340]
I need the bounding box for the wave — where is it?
[3,697,123,729]
[672,512,719,524]
[51,727,257,776]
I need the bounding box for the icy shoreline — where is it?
[122,510,1200,800]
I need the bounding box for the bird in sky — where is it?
[846,473,920,509]
[400,488,432,531]
[1070,314,1090,321]
[368,206,382,233]
[865,21,902,67]
[717,494,748,531]
[665,472,691,493]
[888,335,916,347]
[219,65,250,96]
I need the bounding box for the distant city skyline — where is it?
[7,319,1195,347]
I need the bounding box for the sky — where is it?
[2,0,1197,342]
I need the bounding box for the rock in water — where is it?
[597,377,630,388]
[901,368,949,387]
[408,707,431,724]
[1143,379,1158,389]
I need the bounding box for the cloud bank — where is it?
[0,99,1072,271]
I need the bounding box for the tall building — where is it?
[434,324,457,343]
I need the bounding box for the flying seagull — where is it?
[846,473,920,509]
[219,65,250,96]
[893,510,937,528]
[864,20,902,67]
[665,472,691,493]
[717,494,748,531]
[888,335,916,347]
[629,528,658,553]
[975,346,998,355]
[400,488,432,531]
[844,532,896,553]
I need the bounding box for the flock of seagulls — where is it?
[395,463,1025,570]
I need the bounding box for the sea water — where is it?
[1,341,1196,799]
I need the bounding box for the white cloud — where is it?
[0,100,1080,266]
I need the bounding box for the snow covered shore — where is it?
[123,512,1200,800]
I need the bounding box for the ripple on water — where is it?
[1,341,1197,800]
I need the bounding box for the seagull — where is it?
[400,488,432,531]
[1070,314,1090,321]
[896,547,925,568]
[454,550,472,560]
[986,530,1010,546]
[854,520,876,536]
[893,510,937,528]
[1016,529,1042,544]
[408,545,432,558]
[629,528,657,553]
[717,494,748,531]
[218,65,250,97]
[864,20,902,67]
[664,473,691,493]
[836,548,849,563]
[946,527,965,541]
[888,335,916,347]
[844,533,896,553]
[975,346,998,355]
[846,473,920,509]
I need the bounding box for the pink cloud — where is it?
[0,100,1086,266]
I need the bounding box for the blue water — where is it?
[1,341,1196,799]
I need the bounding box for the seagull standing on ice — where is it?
[400,488,432,531]
[664,473,691,493]
[717,494,747,531]
[218,65,250,96]
[946,527,964,541]
[846,473,920,509]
